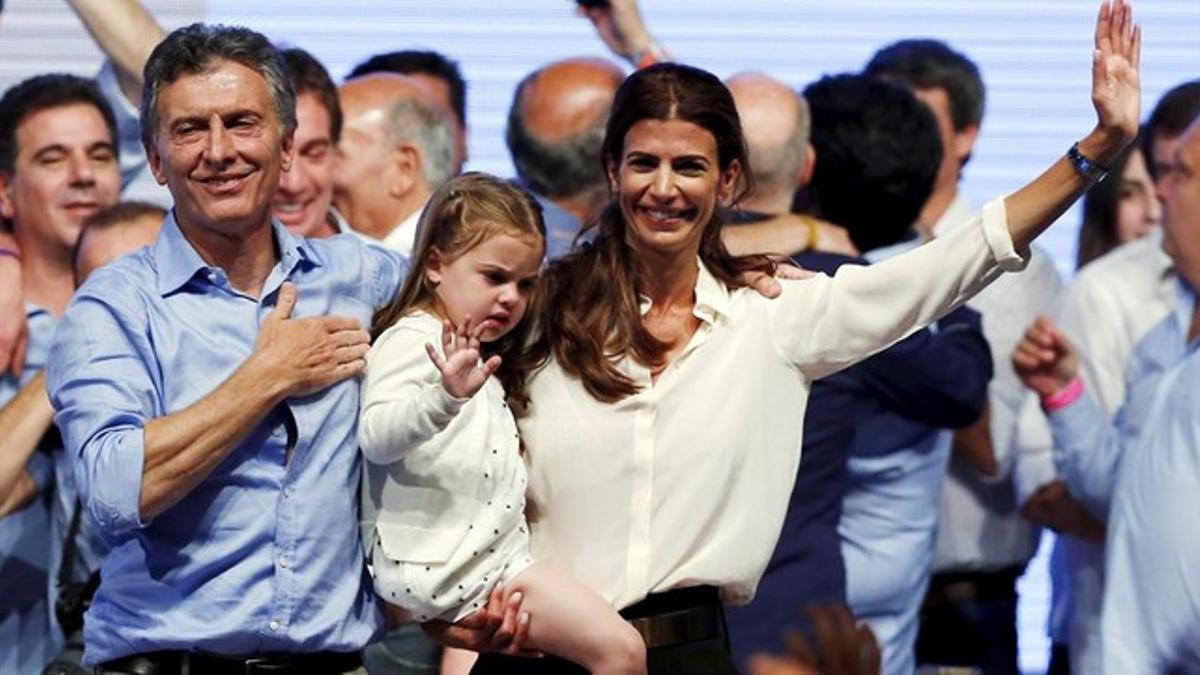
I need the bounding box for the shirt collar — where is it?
[1170,277,1197,339]
[637,260,731,326]
[380,203,426,255]
[153,210,320,296]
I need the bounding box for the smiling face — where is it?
[145,59,293,238]
[273,92,336,236]
[0,103,121,258]
[608,118,739,261]
[426,230,542,343]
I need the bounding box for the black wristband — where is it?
[1067,142,1109,184]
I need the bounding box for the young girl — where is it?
[359,173,646,674]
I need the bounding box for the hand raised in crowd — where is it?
[1013,316,1080,398]
[576,0,655,63]
[422,583,535,656]
[425,316,502,400]
[248,282,371,398]
[747,604,881,675]
[1090,0,1141,146]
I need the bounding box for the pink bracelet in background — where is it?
[0,246,22,262]
[1042,377,1084,412]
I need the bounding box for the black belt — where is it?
[96,650,362,675]
[926,565,1025,606]
[620,585,726,650]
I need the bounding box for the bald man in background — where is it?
[505,57,624,259]
[726,72,814,215]
[338,75,455,675]
[347,50,469,174]
[335,74,456,255]
[720,71,856,257]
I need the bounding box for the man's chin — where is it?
[274,209,325,236]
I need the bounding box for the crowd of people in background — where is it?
[0,0,1194,674]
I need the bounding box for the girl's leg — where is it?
[441,647,478,675]
[507,563,646,675]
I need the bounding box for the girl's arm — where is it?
[359,318,497,465]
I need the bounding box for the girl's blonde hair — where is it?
[371,172,546,413]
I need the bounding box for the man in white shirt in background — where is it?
[865,39,1064,674]
[335,74,456,256]
[1013,79,1200,675]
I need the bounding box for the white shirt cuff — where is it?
[981,199,1028,273]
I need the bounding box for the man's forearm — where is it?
[0,472,37,519]
[139,359,286,519]
[0,371,53,504]
[68,0,165,104]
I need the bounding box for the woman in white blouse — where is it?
[437,3,1141,672]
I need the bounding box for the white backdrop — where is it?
[3,1,1199,671]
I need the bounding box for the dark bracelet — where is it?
[1067,142,1109,184]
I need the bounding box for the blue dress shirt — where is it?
[528,189,583,261]
[1,305,57,675]
[726,250,991,668]
[47,213,406,664]
[1049,282,1200,672]
[839,237,991,675]
[1047,282,1186,522]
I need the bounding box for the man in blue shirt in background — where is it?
[47,24,406,672]
[722,72,992,672]
[0,72,123,675]
[1014,117,1200,673]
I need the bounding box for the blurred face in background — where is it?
[273,92,337,237]
[1114,147,1161,244]
[1,103,120,257]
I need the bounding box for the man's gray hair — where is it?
[388,96,455,189]
[140,23,296,146]
[748,94,810,194]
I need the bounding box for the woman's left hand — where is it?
[1091,0,1141,144]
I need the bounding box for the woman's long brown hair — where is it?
[522,63,775,403]
[371,172,546,414]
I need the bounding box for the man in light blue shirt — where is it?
[1014,118,1200,673]
[47,24,407,671]
[0,73,124,674]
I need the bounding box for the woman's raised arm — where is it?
[1006,0,1141,252]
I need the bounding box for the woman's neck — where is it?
[637,248,699,312]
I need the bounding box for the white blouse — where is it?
[518,199,1024,610]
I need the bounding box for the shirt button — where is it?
[279,556,290,569]
[268,620,280,631]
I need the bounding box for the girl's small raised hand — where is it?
[425,315,502,399]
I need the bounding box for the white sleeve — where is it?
[768,199,1026,380]
[358,321,466,465]
[1058,278,1131,414]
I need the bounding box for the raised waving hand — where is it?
[425,316,502,400]
[1091,0,1142,149]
